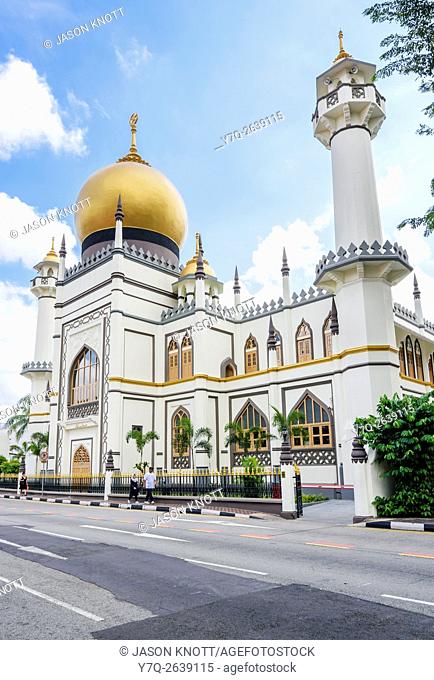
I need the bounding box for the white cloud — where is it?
[66,91,91,120]
[0,54,87,161]
[0,191,78,269]
[0,282,37,409]
[221,209,332,306]
[114,39,152,77]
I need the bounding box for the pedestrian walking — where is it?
[128,473,140,503]
[144,467,157,504]
[19,473,28,497]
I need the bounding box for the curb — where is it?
[365,519,434,533]
[0,493,265,520]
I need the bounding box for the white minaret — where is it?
[313,34,412,520]
[313,31,386,249]
[233,266,241,308]
[281,247,290,305]
[413,275,424,326]
[21,239,59,470]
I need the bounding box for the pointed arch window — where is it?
[275,332,282,366]
[172,407,190,457]
[399,341,406,375]
[245,335,258,373]
[414,340,424,381]
[70,347,99,405]
[290,392,332,448]
[168,338,179,381]
[296,320,313,363]
[235,401,268,452]
[405,336,415,379]
[181,335,193,378]
[428,354,434,385]
[323,314,332,357]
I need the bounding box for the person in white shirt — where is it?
[144,467,157,504]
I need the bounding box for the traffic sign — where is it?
[40,450,48,463]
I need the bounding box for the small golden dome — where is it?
[180,233,215,278]
[43,237,59,263]
[74,114,188,248]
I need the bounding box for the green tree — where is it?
[355,391,434,516]
[364,0,434,234]
[271,406,308,443]
[224,421,252,456]
[5,395,31,441]
[0,455,7,473]
[29,431,49,459]
[174,417,213,466]
[1,460,20,474]
[9,440,32,461]
[126,429,159,473]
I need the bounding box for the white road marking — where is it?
[12,526,84,542]
[184,558,268,575]
[80,525,189,542]
[381,594,434,608]
[0,575,103,621]
[0,537,67,560]
[0,538,21,547]
[20,546,67,560]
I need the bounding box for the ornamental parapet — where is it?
[314,240,411,287]
[21,360,52,374]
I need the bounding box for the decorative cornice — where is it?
[108,344,399,387]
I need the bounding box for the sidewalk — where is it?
[0,491,269,520]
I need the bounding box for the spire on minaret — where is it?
[59,234,66,258]
[267,315,277,349]
[413,274,424,324]
[233,266,240,293]
[195,248,205,280]
[330,298,339,335]
[333,30,351,63]
[281,247,289,276]
[114,194,124,249]
[413,274,421,300]
[115,193,124,222]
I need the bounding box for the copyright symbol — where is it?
[10,230,18,239]
[119,646,128,656]
[43,39,52,49]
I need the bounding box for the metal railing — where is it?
[0,474,105,494]
[0,471,282,499]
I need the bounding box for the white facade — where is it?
[19,42,434,489]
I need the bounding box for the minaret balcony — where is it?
[21,360,53,376]
[314,240,412,292]
[312,82,386,148]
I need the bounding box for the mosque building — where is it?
[21,35,434,484]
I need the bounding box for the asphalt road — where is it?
[0,497,433,640]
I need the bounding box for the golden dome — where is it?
[43,237,59,263]
[180,233,215,277]
[74,114,187,248]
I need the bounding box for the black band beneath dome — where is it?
[81,227,180,259]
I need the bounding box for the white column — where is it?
[331,128,383,249]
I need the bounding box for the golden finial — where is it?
[195,232,200,256]
[333,30,352,63]
[47,237,56,256]
[117,113,150,166]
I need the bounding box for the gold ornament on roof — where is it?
[117,113,150,165]
[333,30,352,63]
[44,236,59,262]
[179,232,215,278]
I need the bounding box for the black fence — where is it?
[0,471,282,499]
[0,475,105,494]
[131,471,282,499]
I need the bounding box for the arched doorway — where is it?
[72,445,91,476]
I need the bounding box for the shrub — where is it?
[355,391,434,517]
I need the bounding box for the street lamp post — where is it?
[279,425,297,519]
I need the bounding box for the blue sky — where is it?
[0,0,433,405]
